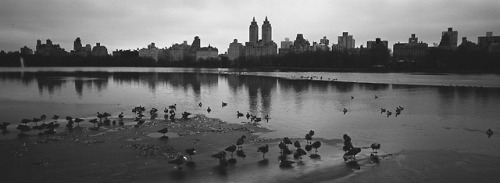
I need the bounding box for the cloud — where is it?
[1,0,499,53]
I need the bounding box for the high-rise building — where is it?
[281,37,293,49]
[190,36,201,52]
[367,38,388,49]
[245,17,277,57]
[35,39,67,56]
[74,37,82,52]
[439,27,458,49]
[249,17,259,43]
[20,46,33,55]
[196,45,218,61]
[228,39,244,61]
[478,32,500,52]
[262,16,272,43]
[337,32,355,49]
[393,34,428,59]
[139,42,159,61]
[91,43,108,57]
[320,36,329,46]
[279,38,294,55]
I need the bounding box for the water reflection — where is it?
[1,70,500,155]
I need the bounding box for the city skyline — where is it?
[1,0,499,53]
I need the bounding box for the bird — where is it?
[199,102,202,108]
[103,112,111,119]
[343,147,361,161]
[32,118,41,127]
[118,112,124,120]
[43,128,56,135]
[351,96,354,99]
[370,143,381,153]
[88,118,98,128]
[168,155,187,170]
[305,134,312,145]
[283,137,293,147]
[279,160,295,168]
[16,124,31,134]
[380,108,386,113]
[96,112,105,122]
[278,141,287,155]
[40,114,47,122]
[343,108,348,115]
[207,107,211,113]
[225,144,237,158]
[185,148,196,162]
[237,111,244,118]
[294,140,301,149]
[308,130,315,137]
[311,141,322,154]
[211,151,227,160]
[257,145,269,159]
[294,148,307,160]
[343,134,352,142]
[386,111,392,117]
[246,112,250,119]
[375,95,378,99]
[305,144,312,152]
[74,118,84,127]
[158,127,169,138]
[486,129,493,138]
[164,108,169,114]
[168,104,177,110]
[264,114,269,121]
[0,122,10,132]
[182,111,191,119]
[236,135,246,149]
[52,115,60,122]
[221,102,227,107]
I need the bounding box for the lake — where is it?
[1,67,500,181]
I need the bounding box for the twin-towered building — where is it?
[227,17,278,61]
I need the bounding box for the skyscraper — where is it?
[74,37,82,52]
[244,17,277,57]
[249,17,258,43]
[439,27,458,49]
[262,16,272,43]
[338,32,355,49]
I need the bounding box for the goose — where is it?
[221,102,227,107]
[237,111,244,118]
[294,140,301,149]
[198,102,202,108]
[257,145,269,159]
[305,134,312,145]
[486,129,493,138]
[236,135,246,149]
[294,148,307,160]
[74,118,84,127]
[185,148,196,162]
[207,107,211,113]
[311,141,322,154]
[225,144,237,158]
[88,118,99,128]
[370,143,381,153]
[158,127,169,138]
[246,112,250,119]
[168,104,177,110]
[283,137,293,147]
[168,155,187,170]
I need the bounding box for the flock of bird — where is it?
[166,129,385,170]
[1,99,495,173]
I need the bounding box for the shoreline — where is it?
[2,113,500,182]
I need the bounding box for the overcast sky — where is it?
[1,0,499,53]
